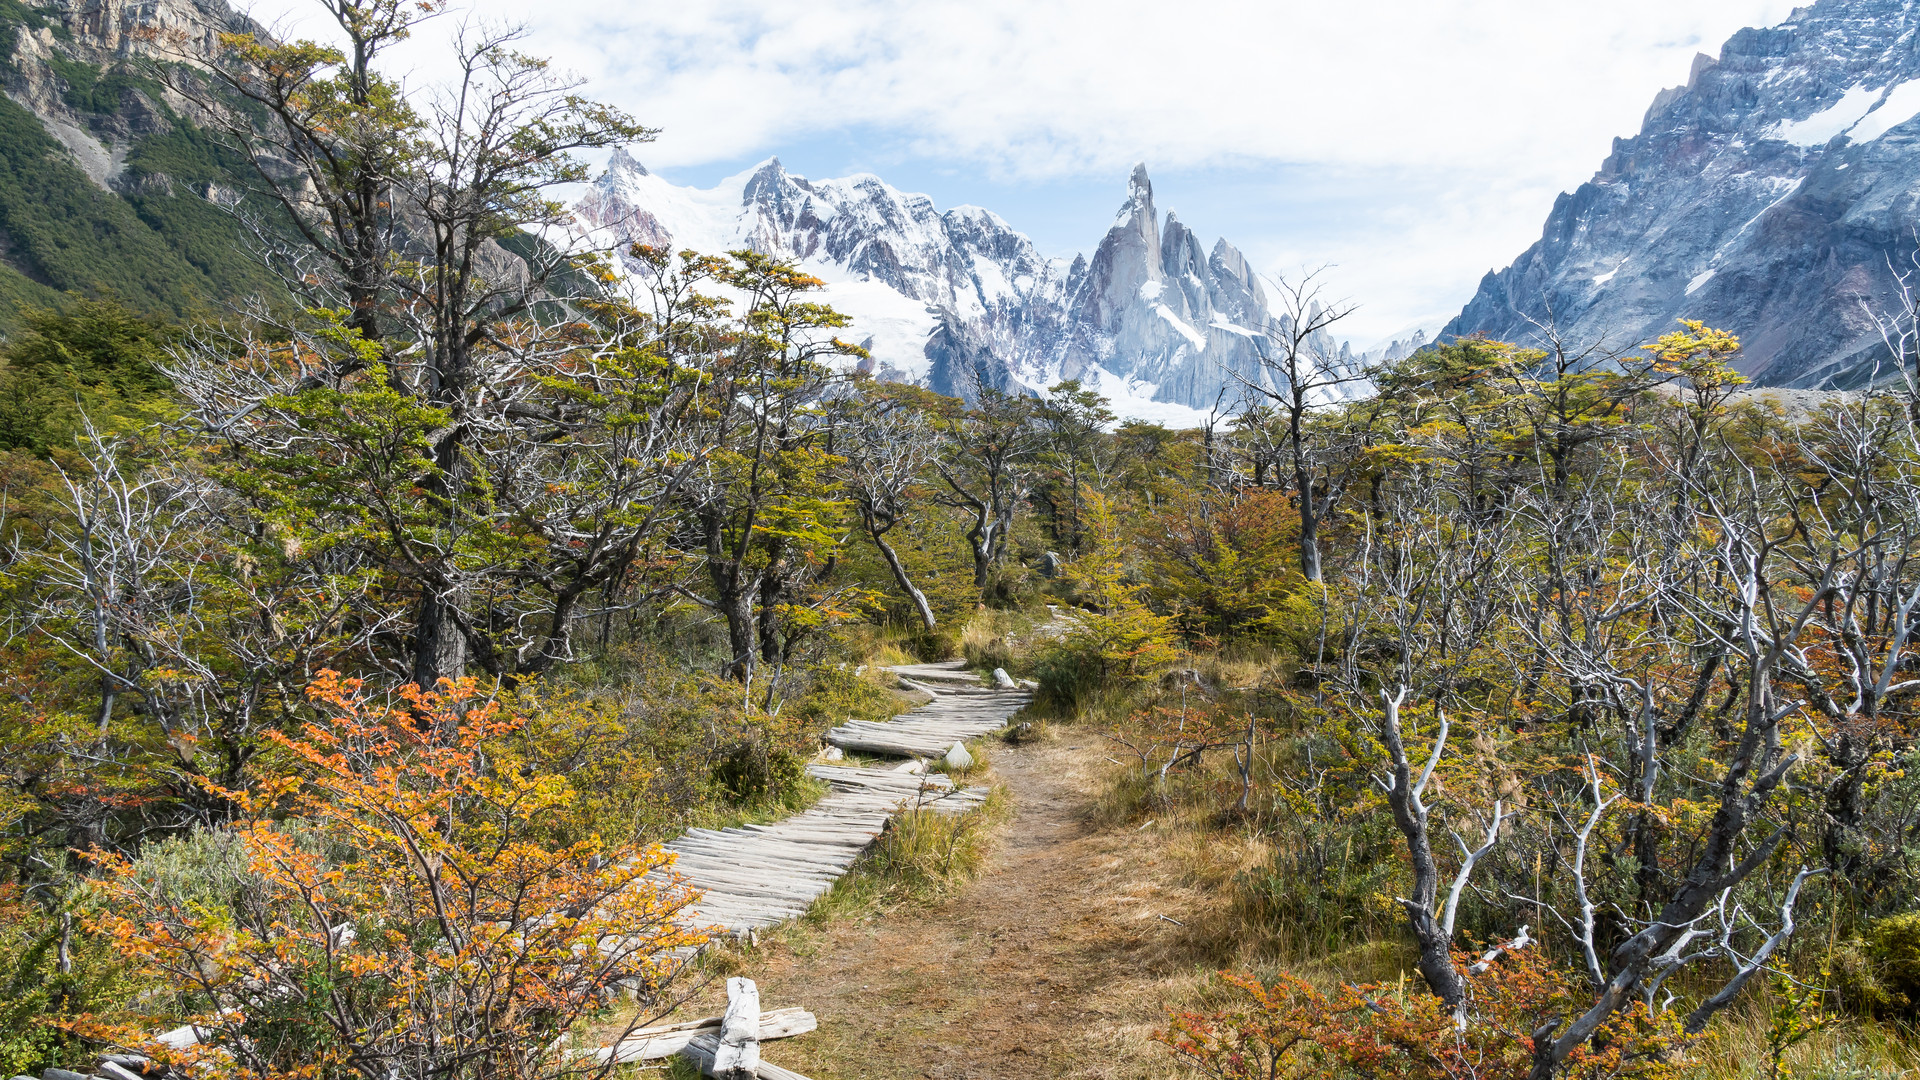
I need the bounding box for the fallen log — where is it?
[588,1007,816,1063]
[712,977,761,1079]
[680,1031,816,1080]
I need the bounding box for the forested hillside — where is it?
[0,0,285,322]
[4,1,1920,1079]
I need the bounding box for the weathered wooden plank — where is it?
[711,978,761,1078]
[590,1008,817,1063]
[633,678,1017,938]
[680,1031,816,1080]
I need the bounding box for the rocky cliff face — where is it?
[5,0,250,186]
[1053,165,1284,412]
[573,154,1359,421]
[1446,0,1920,387]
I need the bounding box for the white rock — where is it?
[992,667,1016,688]
[945,742,974,771]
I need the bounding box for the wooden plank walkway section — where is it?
[639,662,1027,943]
[828,660,1033,759]
[658,762,987,935]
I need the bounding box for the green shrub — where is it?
[1031,492,1178,714]
[711,742,806,803]
[788,662,901,731]
[1031,606,1178,714]
[1854,912,1920,1015]
[0,885,139,1075]
[0,297,175,454]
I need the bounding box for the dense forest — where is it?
[3,1,1920,1079]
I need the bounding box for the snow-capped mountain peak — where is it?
[571,156,1360,424]
[1445,0,1920,387]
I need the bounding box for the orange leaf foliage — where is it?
[75,672,703,1080]
[1156,949,1686,1080]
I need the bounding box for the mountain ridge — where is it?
[1444,0,1920,387]
[571,153,1375,421]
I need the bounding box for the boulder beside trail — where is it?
[945,741,975,771]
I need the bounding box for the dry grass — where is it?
[1190,643,1291,692]
[1682,997,1920,1078]
[837,619,926,669]
[865,640,919,669]
[959,607,1017,671]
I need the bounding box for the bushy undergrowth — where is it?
[0,886,131,1075]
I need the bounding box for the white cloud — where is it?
[240,0,1803,339]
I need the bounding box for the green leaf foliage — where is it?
[0,297,174,455]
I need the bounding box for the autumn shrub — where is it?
[982,560,1043,609]
[77,672,705,1080]
[1156,952,1685,1080]
[1139,488,1306,641]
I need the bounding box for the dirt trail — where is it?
[707,736,1229,1080]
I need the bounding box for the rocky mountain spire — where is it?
[570,156,1361,418]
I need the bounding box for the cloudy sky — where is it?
[252,0,1801,343]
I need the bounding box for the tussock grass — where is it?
[1681,997,1920,1078]
[661,1054,704,1080]
[679,774,828,833]
[960,609,1016,672]
[1191,644,1290,692]
[802,786,1011,924]
[867,640,919,669]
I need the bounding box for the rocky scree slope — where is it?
[573,155,1370,420]
[1447,0,1920,388]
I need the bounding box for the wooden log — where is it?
[712,977,761,1079]
[681,1032,816,1080]
[590,1007,816,1063]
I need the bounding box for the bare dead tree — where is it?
[1374,687,1512,1025]
[836,386,943,632]
[1230,270,1368,581]
[937,368,1040,591]
[1525,472,1840,1078]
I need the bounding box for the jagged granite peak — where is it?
[570,155,1354,422]
[1445,0,1920,387]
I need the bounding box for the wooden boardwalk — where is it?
[659,763,987,934]
[652,662,1028,938]
[827,660,1033,758]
